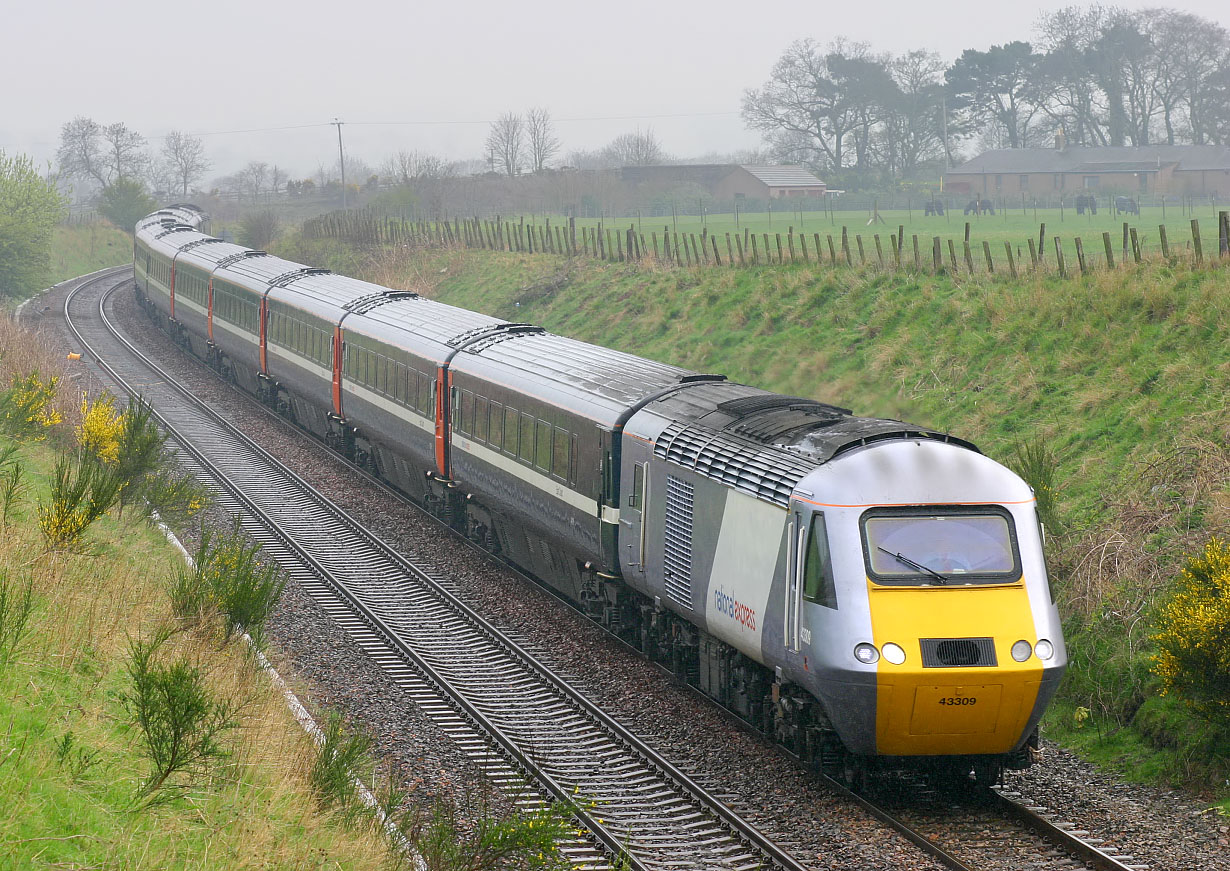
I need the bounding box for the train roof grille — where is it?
[716,394,851,418]
[654,421,814,508]
[215,251,268,269]
[342,290,418,313]
[449,322,545,351]
[154,224,197,239]
[175,237,227,254]
[269,267,332,287]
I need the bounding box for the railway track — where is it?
[65,269,814,871]
[57,267,1151,871]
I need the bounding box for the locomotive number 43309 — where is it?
[938,696,977,706]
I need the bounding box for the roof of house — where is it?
[948,145,1230,175]
[738,165,827,187]
[620,163,826,188]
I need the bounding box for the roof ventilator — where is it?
[449,322,546,351]
[214,251,269,270]
[341,290,418,314]
[654,422,814,508]
[269,267,332,288]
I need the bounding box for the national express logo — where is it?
[713,588,757,632]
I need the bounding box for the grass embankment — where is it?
[276,233,1230,802]
[0,320,392,869]
[48,222,133,285]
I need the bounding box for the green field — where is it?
[48,222,133,285]
[531,206,1227,270]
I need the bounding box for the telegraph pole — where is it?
[332,118,346,208]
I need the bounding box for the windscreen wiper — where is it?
[878,546,948,585]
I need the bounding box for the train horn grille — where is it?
[920,637,998,668]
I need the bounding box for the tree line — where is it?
[742,5,1230,186]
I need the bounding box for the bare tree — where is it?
[601,129,666,166]
[486,112,524,177]
[56,117,106,188]
[161,130,210,197]
[525,108,561,173]
[269,165,287,196]
[238,161,269,202]
[383,150,452,184]
[100,122,147,183]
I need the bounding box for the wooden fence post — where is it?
[841,227,852,266]
[1122,222,1129,264]
[1004,242,1017,278]
[799,233,809,263]
[787,229,796,262]
[912,235,921,270]
[947,239,959,273]
[813,233,822,263]
[933,236,942,272]
[1026,237,1038,270]
[874,234,884,267]
[1054,237,1067,278]
[1130,227,1141,262]
[750,234,759,264]
[763,234,772,263]
[1219,210,1229,258]
[735,234,745,266]
[775,233,784,263]
[726,233,736,266]
[1102,232,1115,269]
[826,235,837,264]
[963,239,974,274]
[1159,225,1170,259]
[856,235,866,265]
[982,240,994,273]
[1191,219,1203,264]
[711,235,722,266]
[1038,223,1046,263]
[1075,237,1088,275]
[652,232,660,260]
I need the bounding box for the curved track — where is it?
[65,269,815,871]
[59,267,1150,871]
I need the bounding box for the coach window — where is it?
[803,513,838,609]
[552,427,569,480]
[535,421,553,473]
[504,407,519,454]
[474,397,489,442]
[519,413,535,464]
[489,402,503,446]
[418,372,432,414]
[629,463,644,509]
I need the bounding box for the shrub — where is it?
[1152,536,1230,727]
[309,710,375,825]
[0,371,62,438]
[123,625,238,801]
[172,523,285,644]
[0,446,24,528]
[77,391,124,465]
[37,453,123,550]
[0,567,35,669]
[1011,438,1059,532]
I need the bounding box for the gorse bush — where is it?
[37,453,123,550]
[1011,438,1060,533]
[171,523,285,644]
[0,444,24,528]
[123,625,238,801]
[1152,537,1230,728]
[0,567,35,670]
[309,711,375,825]
[0,371,62,438]
[77,391,124,465]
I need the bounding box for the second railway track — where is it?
[57,267,1155,871]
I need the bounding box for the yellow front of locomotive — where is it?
[802,438,1066,761]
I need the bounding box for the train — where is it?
[132,204,1066,784]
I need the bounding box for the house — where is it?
[620,164,828,199]
[944,144,1230,198]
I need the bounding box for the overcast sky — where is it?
[4,0,1228,180]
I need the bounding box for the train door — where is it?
[784,507,805,653]
[618,436,652,582]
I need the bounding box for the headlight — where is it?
[882,642,906,664]
[1035,639,1054,661]
[1011,640,1033,662]
[854,643,880,664]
